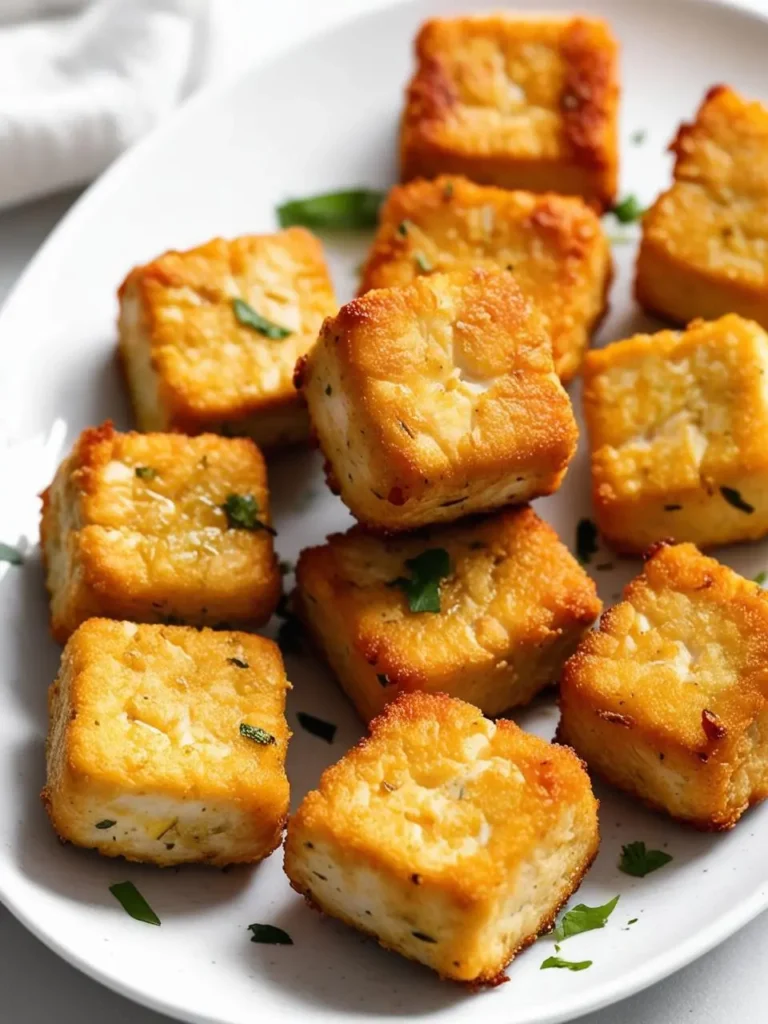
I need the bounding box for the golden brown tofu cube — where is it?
[40,423,280,642]
[284,691,599,984]
[359,176,611,382]
[400,15,619,210]
[43,620,290,865]
[296,506,600,722]
[118,230,337,448]
[583,315,768,553]
[296,268,578,532]
[637,86,768,328]
[558,542,768,831]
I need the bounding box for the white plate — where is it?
[2,0,768,1021]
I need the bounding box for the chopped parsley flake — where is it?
[541,956,592,972]
[576,518,598,565]
[720,486,754,513]
[755,571,767,586]
[611,195,645,224]
[390,548,451,613]
[277,189,384,230]
[297,712,336,743]
[411,931,437,943]
[221,493,276,534]
[95,819,116,830]
[619,841,673,878]
[0,542,23,565]
[240,723,275,745]
[232,298,291,339]
[109,881,160,925]
[630,129,646,145]
[228,657,249,669]
[134,466,157,480]
[248,923,293,945]
[553,895,619,941]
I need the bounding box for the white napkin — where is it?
[0,0,209,211]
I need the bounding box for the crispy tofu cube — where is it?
[118,230,337,448]
[400,15,619,210]
[296,268,578,532]
[583,315,768,553]
[296,506,600,722]
[359,177,611,382]
[637,86,768,328]
[40,422,280,642]
[284,691,599,983]
[558,542,768,830]
[42,620,290,865]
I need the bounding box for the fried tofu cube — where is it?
[400,15,619,210]
[118,229,337,448]
[637,86,768,329]
[40,423,280,642]
[583,315,768,553]
[42,620,290,865]
[296,506,600,723]
[296,268,578,532]
[359,177,611,382]
[284,691,599,983]
[558,542,768,830]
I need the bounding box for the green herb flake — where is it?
[720,486,754,514]
[414,252,433,273]
[0,542,23,565]
[277,189,384,230]
[397,220,410,237]
[576,519,598,565]
[755,571,767,586]
[630,129,646,145]
[297,712,336,743]
[248,923,293,945]
[134,466,157,481]
[611,195,645,224]
[619,841,673,878]
[627,918,638,925]
[95,819,116,830]
[232,298,291,340]
[541,956,592,972]
[109,881,160,925]
[390,547,451,614]
[443,181,454,200]
[240,723,275,745]
[553,895,619,941]
[412,931,437,943]
[228,657,249,669]
[221,493,276,534]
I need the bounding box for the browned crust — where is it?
[561,19,619,175]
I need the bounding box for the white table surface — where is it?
[1,0,766,1021]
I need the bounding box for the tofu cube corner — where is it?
[583,314,768,553]
[296,506,600,722]
[43,620,291,865]
[558,542,768,830]
[284,691,599,984]
[40,422,280,642]
[296,268,578,532]
[400,15,619,210]
[118,229,337,448]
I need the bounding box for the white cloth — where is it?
[0,0,209,211]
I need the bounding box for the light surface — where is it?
[2,2,768,1023]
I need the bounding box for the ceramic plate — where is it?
[2,0,768,1021]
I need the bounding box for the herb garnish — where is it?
[390,548,451,613]
[611,195,645,223]
[297,712,336,743]
[755,571,767,586]
[412,931,437,943]
[240,723,276,745]
[229,657,249,668]
[277,189,384,230]
[414,252,433,273]
[248,923,293,945]
[109,881,160,925]
[553,895,619,941]
[720,486,754,514]
[134,466,157,481]
[630,129,646,145]
[541,956,592,971]
[0,542,23,565]
[619,841,673,877]
[221,493,276,534]
[232,298,291,340]
[576,519,598,565]
[95,819,116,830]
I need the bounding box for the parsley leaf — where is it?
[755,571,767,586]
[630,129,646,145]
[619,841,673,877]
[720,486,754,514]
[95,819,116,830]
[248,923,293,945]
[221,493,276,534]
[240,723,275,745]
[134,466,157,481]
[541,956,592,971]
[0,542,23,565]
[611,195,645,223]
[109,881,160,925]
[391,548,451,613]
[277,189,384,230]
[553,895,619,940]
[232,298,291,340]
[576,519,598,565]
[228,657,249,669]
[297,712,336,743]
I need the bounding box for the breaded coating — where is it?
[118,229,337,448]
[40,422,280,642]
[637,86,768,328]
[583,315,768,553]
[43,620,290,865]
[296,268,578,532]
[296,506,600,722]
[359,176,611,382]
[558,542,768,831]
[284,692,599,984]
[400,15,619,209]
